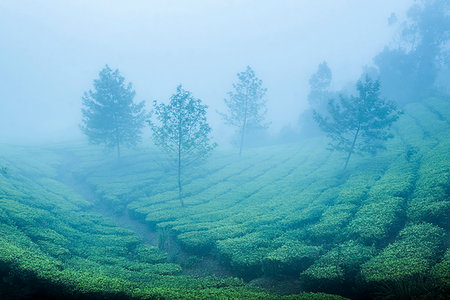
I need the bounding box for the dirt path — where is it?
[54,150,234,278]
[55,150,160,247]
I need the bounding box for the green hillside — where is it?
[0,154,343,299]
[0,98,448,299]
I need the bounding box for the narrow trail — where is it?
[55,150,160,247]
[54,150,234,279]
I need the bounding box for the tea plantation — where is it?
[0,98,448,299]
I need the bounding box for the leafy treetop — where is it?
[219,66,268,155]
[314,76,401,169]
[148,85,216,206]
[81,65,147,159]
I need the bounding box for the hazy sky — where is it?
[0,0,414,143]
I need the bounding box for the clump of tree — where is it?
[219,66,268,155]
[148,85,216,207]
[80,65,147,159]
[299,61,334,137]
[314,76,401,170]
[374,0,450,103]
[308,61,333,112]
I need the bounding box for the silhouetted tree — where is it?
[219,66,267,155]
[375,0,450,103]
[314,76,401,170]
[148,85,216,207]
[81,65,147,159]
[300,61,334,137]
[308,61,332,111]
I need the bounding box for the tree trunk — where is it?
[239,96,248,156]
[344,126,360,170]
[178,154,184,207]
[113,112,120,160]
[239,123,246,156]
[178,118,184,207]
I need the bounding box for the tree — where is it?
[308,61,332,111]
[219,66,268,155]
[81,65,147,159]
[300,61,334,137]
[374,0,450,103]
[148,85,216,207]
[314,76,401,170]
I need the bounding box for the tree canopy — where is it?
[299,61,334,137]
[80,65,147,159]
[314,76,401,169]
[148,85,216,207]
[308,61,332,111]
[219,66,268,155]
[375,0,450,103]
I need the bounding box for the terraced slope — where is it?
[0,148,345,299]
[74,98,449,298]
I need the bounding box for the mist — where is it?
[0,0,413,144]
[1,1,449,299]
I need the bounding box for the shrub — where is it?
[361,223,446,282]
[263,241,322,277]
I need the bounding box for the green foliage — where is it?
[219,66,268,154]
[149,85,216,166]
[307,204,357,242]
[307,61,333,113]
[301,241,375,289]
[217,229,280,278]
[373,274,444,300]
[346,153,417,244]
[149,85,216,207]
[408,141,450,226]
[1,97,447,298]
[314,76,401,169]
[374,0,450,103]
[80,65,148,158]
[264,241,323,276]
[1,147,349,299]
[347,196,404,243]
[72,97,447,298]
[432,249,450,292]
[300,61,335,137]
[134,244,167,264]
[361,223,446,282]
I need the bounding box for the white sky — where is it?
[0,0,413,143]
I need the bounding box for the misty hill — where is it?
[0,97,448,299]
[75,97,449,295]
[0,149,342,298]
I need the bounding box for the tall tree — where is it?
[374,0,450,103]
[314,76,401,170]
[220,66,267,155]
[308,61,332,111]
[299,61,334,137]
[148,85,216,207]
[81,65,147,159]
